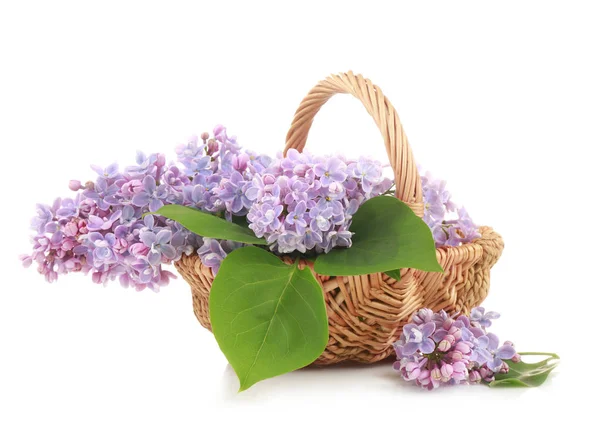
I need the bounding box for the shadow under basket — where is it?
[174,71,504,365]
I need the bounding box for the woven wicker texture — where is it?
[174,71,504,364]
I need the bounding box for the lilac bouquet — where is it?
[21,125,479,291]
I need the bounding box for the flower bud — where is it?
[430,366,442,381]
[469,370,482,383]
[443,318,455,331]
[84,181,95,191]
[64,222,79,237]
[448,350,463,362]
[403,361,422,381]
[156,153,166,167]
[448,326,462,340]
[499,361,510,374]
[200,132,210,141]
[438,338,452,352]
[479,366,494,380]
[511,353,521,363]
[68,180,83,191]
[440,363,454,381]
[454,341,471,355]
[413,308,434,325]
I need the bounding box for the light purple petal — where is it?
[487,333,499,351]
[478,349,493,364]
[147,250,161,266]
[496,344,516,360]
[156,230,172,245]
[132,192,151,207]
[149,198,164,213]
[159,244,177,260]
[401,342,419,356]
[489,357,504,373]
[140,231,157,248]
[142,175,156,193]
[421,322,435,338]
[485,311,501,320]
[433,329,448,343]
[420,338,435,354]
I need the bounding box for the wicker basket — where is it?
[175,71,504,365]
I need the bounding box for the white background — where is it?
[1,1,598,420]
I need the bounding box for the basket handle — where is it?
[284,71,423,216]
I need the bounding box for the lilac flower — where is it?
[188,155,213,177]
[140,229,177,265]
[86,233,118,267]
[247,203,284,237]
[82,178,120,210]
[314,157,347,187]
[423,189,446,226]
[184,175,220,211]
[197,238,229,275]
[91,163,119,179]
[348,157,382,192]
[217,171,251,214]
[397,322,436,355]
[470,306,500,328]
[285,201,309,233]
[309,201,334,232]
[245,175,267,201]
[56,197,80,220]
[270,230,306,254]
[301,228,323,250]
[126,151,158,176]
[479,333,516,372]
[132,175,168,212]
[87,210,122,231]
[119,205,139,227]
[175,135,204,167]
[31,203,55,234]
[412,308,435,325]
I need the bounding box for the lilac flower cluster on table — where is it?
[393,307,519,389]
[22,125,480,291]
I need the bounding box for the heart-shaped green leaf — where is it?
[151,204,266,245]
[314,196,443,276]
[489,352,560,388]
[209,247,328,391]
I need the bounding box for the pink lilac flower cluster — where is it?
[245,150,393,254]
[21,124,480,290]
[393,307,519,389]
[420,171,480,247]
[20,126,390,289]
[20,126,247,291]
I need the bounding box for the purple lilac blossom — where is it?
[420,169,480,247]
[22,125,479,290]
[393,307,517,390]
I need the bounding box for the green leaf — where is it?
[384,269,401,281]
[209,247,329,391]
[489,352,560,388]
[151,204,266,245]
[314,196,443,276]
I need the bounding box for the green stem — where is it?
[518,352,560,359]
